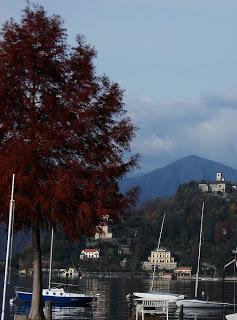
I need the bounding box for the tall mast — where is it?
[195,201,205,299]
[48,228,54,290]
[150,212,166,292]
[1,174,15,320]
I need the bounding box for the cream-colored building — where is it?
[142,248,177,271]
[94,224,112,240]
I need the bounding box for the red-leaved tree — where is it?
[0,6,138,319]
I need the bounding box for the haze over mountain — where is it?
[120,154,237,204]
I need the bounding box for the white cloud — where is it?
[134,134,177,155]
[125,90,237,171]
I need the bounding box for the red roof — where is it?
[82,249,99,253]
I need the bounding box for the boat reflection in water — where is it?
[4,274,237,320]
[13,303,95,320]
[175,307,226,319]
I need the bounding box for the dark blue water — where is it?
[1,273,237,319]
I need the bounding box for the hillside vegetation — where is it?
[16,182,237,275]
[115,181,237,273]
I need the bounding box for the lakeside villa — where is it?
[142,248,192,279]
[142,248,177,271]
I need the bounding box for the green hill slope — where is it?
[116,182,237,273]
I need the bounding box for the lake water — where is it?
[0,273,237,319]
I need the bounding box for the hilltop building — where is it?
[142,248,177,271]
[199,172,237,194]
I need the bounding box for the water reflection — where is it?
[1,273,237,320]
[14,304,95,320]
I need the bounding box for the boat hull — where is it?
[226,313,237,320]
[133,292,184,302]
[176,299,229,308]
[16,290,94,306]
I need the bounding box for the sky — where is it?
[2,0,237,173]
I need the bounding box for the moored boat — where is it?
[226,313,237,320]
[14,229,96,306]
[176,298,230,308]
[127,212,183,305]
[132,291,184,302]
[15,287,94,305]
[175,203,229,309]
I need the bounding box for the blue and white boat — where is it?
[15,287,94,305]
[14,229,96,306]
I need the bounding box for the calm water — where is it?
[1,273,237,320]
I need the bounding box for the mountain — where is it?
[120,155,237,204]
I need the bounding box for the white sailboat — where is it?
[15,228,95,305]
[176,202,229,308]
[129,212,184,303]
[224,257,237,319]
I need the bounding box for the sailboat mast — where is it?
[1,174,15,320]
[48,228,54,290]
[195,201,205,299]
[150,212,166,292]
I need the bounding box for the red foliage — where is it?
[0,6,138,239]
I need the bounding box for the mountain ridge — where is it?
[120,154,237,203]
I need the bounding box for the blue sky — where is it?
[2,0,237,172]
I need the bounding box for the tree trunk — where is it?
[28,219,45,320]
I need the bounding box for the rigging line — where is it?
[150,211,166,292]
[7,200,15,284]
[1,174,15,320]
[48,228,54,290]
[234,248,236,312]
[195,201,205,299]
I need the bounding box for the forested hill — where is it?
[13,181,237,273]
[115,182,237,272]
[120,155,237,204]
